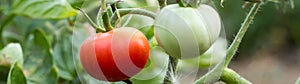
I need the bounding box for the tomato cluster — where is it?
[80,2,221,82]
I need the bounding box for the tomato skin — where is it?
[154,4,221,59]
[80,27,150,82]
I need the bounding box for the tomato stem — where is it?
[224,2,262,67]
[102,11,114,31]
[110,8,157,27]
[220,68,251,84]
[77,8,105,33]
[194,2,263,84]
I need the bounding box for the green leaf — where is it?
[0,43,23,66]
[11,0,78,19]
[130,46,169,84]
[23,29,58,84]
[67,0,85,8]
[7,62,26,84]
[53,29,76,80]
[0,14,16,48]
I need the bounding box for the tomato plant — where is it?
[0,0,299,84]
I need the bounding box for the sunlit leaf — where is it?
[53,28,76,80]
[23,29,58,84]
[12,0,78,19]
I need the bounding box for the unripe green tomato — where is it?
[80,27,150,82]
[178,38,227,69]
[198,38,227,68]
[154,4,221,59]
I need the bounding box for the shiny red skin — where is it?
[80,28,150,82]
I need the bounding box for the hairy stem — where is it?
[194,2,263,84]
[220,68,251,84]
[224,2,262,67]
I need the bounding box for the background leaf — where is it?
[22,29,58,84]
[12,0,78,19]
[53,28,76,80]
[7,62,26,84]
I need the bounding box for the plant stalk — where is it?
[220,68,251,84]
[194,2,263,84]
[224,2,263,67]
[102,11,114,31]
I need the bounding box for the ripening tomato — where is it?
[80,27,150,82]
[154,4,221,59]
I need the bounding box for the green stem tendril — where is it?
[77,8,105,33]
[224,2,262,67]
[110,8,157,27]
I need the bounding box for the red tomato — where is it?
[80,27,150,82]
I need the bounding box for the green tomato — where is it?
[154,4,221,59]
[178,38,227,69]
